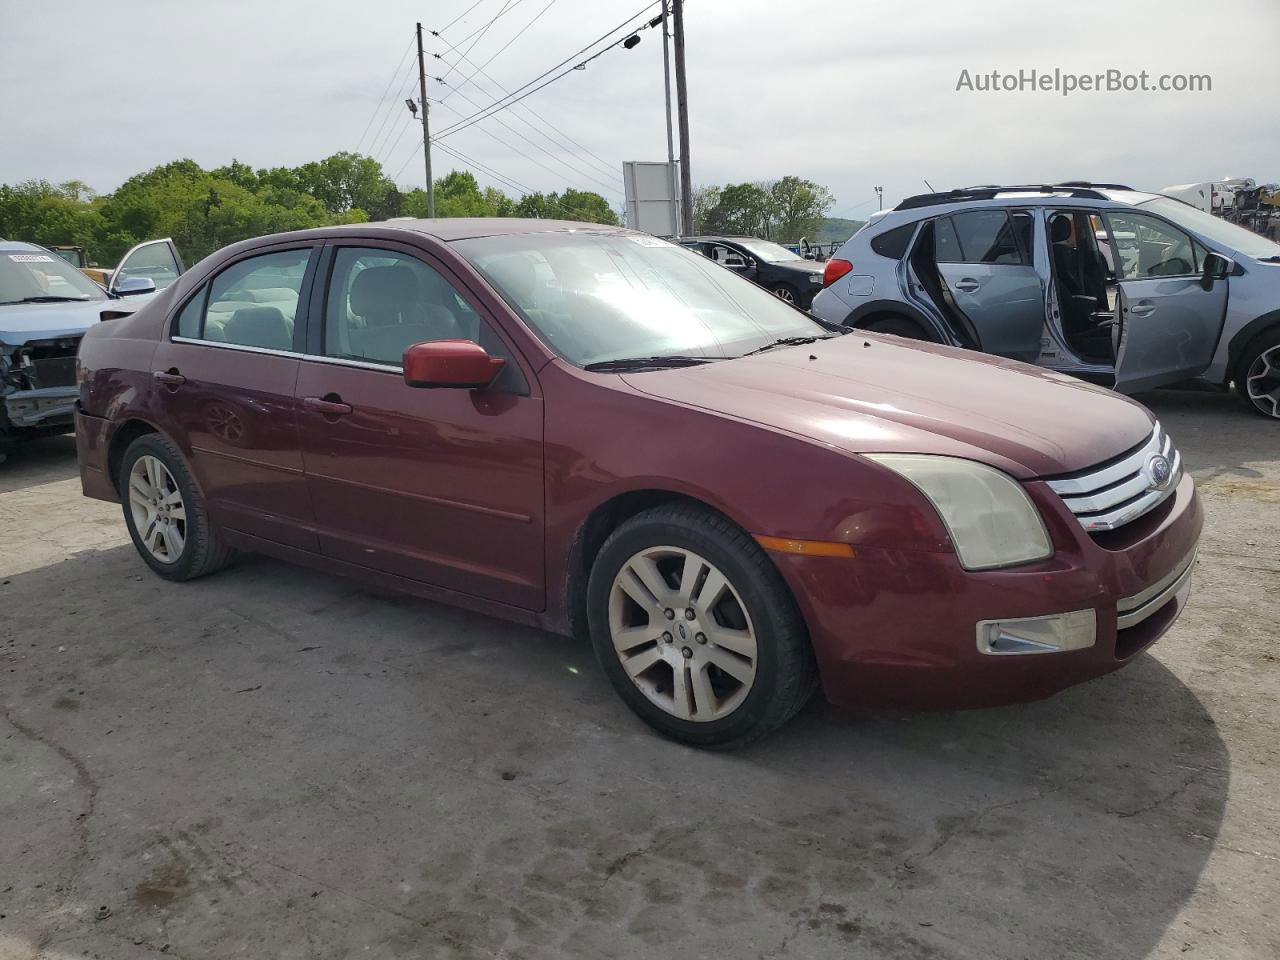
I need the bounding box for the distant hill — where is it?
[811,217,865,244]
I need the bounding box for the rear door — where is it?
[110,239,185,294]
[151,244,319,550]
[934,209,1044,361]
[1102,210,1227,393]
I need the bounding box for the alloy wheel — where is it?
[774,286,796,303]
[1245,344,1280,419]
[608,546,758,722]
[127,455,187,563]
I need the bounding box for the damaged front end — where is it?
[1,335,81,440]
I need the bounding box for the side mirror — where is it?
[403,339,504,389]
[1201,252,1234,289]
[115,276,156,297]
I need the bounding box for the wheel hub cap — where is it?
[608,546,758,722]
[127,455,187,564]
[1246,344,1280,418]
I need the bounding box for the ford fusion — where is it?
[75,219,1203,748]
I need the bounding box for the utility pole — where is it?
[672,0,692,236]
[661,1,678,235]
[416,22,435,217]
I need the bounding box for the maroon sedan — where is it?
[75,219,1202,748]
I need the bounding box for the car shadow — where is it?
[0,539,1226,960]
[0,433,80,493]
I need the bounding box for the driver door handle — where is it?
[303,395,353,418]
[153,370,186,388]
[953,278,980,293]
[1129,300,1156,318]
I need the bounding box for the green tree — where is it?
[769,176,834,242]
[0,180,105,260]
[690,184,721,234]
[704,182,772,237]
[557,188,619,225]
[287,152,398,218]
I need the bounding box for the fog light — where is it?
[976,609,1096,656]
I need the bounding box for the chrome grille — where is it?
[1045,423,1182,532]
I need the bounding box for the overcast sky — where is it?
[3,0,1278,217]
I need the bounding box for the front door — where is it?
[1103,211,1228,393]
[932,209,1043,361]
[294,243,545,610]
[111,238,186,294]
[151,244,319,550]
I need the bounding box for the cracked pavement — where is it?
[1,388,1277,959]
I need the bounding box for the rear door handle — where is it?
[153,370,186,388]
[953,278,980,293]
[303,395,353,418]
[1129,300,1156,318]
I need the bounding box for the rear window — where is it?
[949,210,1028,265]
[870,223,916,259]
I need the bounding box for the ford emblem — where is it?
[1144,453,1174,490]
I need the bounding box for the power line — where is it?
[367,57,421,162]
[431,28,619,181]
[354,35,416,154]
[437,0,523,86]
[440,0,559,103]
[437,0,491,35]
[434,85,623,196]
[431,2,661,142]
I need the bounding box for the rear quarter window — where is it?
[870,223,917,259]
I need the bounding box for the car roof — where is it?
[868,186,1164,229]
[680,235,763,242]
[352,217,630,242]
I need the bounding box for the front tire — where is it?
[119,433,236,581]
[1235,328,1280,419]
[586,504,817,749]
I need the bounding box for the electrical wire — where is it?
[437,0,524,85]
[366,56,421,162]
[430,1,661,141]
[437,0,491,35]
[439,0,559,103]
[354,35,416,153]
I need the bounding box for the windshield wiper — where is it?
[738,334,835,358]
[2,295,93,305]
[583,355,722,372]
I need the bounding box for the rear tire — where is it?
[586,504,817,749]
[861,314,933,341]
[1233,328,1280,419]
[119,433,236,581]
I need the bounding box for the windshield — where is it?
[455,232,827,368]
[0,250,106,304]
[1137,196,1280,259]
[734,239,803,263]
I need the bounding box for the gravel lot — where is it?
[1,388,1277,960]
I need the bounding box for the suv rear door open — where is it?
[929,209,1043,362]
[1103,211,1228,393]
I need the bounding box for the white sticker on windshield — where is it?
[9,254,56,262]
[626,235,670,248]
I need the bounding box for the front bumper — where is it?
[773,471,1203,712]
[2,386,77,431]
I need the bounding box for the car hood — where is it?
[621,334,1155,478]
[0,298,111,346]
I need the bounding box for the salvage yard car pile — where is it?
[73,217,1204,747]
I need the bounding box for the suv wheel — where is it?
[119,433,236,581]
[1235,329,1280,419]
[586,504,817,749]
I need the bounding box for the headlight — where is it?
[865,454,1052,570]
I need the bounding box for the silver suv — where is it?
[811,183,1280,419]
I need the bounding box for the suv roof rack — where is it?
[896,182,1134,211]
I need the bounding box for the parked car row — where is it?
[809,182,1280,421]
[0,238,185,446]
[76,218,1202,747]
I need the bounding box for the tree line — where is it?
[0,152,619,266]
[691,176,836,241]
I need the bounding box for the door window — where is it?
[1104,212,1200,279]
[114,240,184,291]
[948,210,1029,265]
[199,249,312,350]
[933,217,963,263]
[323,248,491,367]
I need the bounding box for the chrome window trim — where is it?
[170,336,404,373]
[1044,422,1183,532]
[1116,551,1196,629]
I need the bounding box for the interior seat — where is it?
[1050,216,1113,361]
[223,306,293,351]
[345,264,464,364]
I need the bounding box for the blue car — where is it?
[0,238,183,447]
